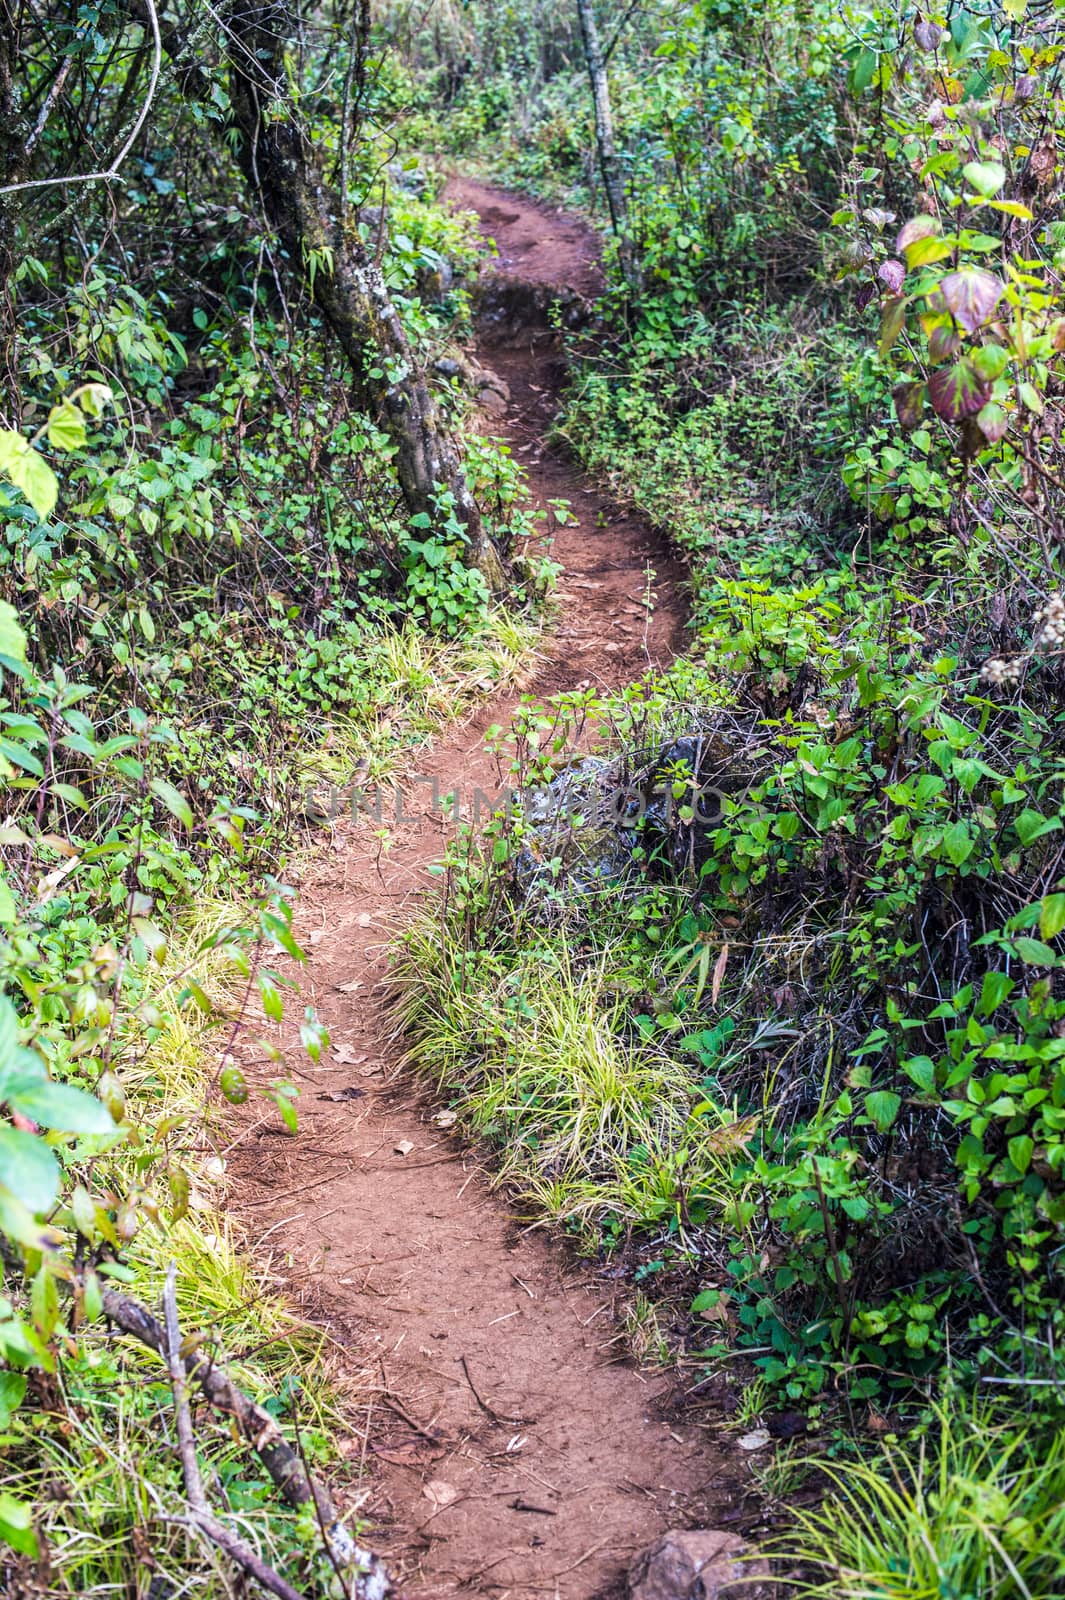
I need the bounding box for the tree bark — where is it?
[575,0,633,282]
[222,0,504,589]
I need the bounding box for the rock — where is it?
[476,386,508,416]
[433,356,468,382]
[627,1530,768,1600]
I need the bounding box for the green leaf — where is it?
[1013,937,1058,966]
[9,1080,115,1134]
[903,1055,936,1093]
[1015,808,1058,846]
[219,1064,248,1105]
[943,820,974,866]
[866,1090,901,1131]
[0,1127,60,1212]
[149,778,194,831]
[45,400,86,453]
[0,432,58,520]
[0,1492,39,1557]
[1039,894,1065,941]
[0,1373,27,1427]
[978,971,1014,1015]
[258,972,283,1023]
[879,296,907,358]
[850,48,877,92]
[962,161,1006,198]
[0,602,27,664]
[1007,1135,1033,1174]
[904,234,954,269]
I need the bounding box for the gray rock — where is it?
[476,386,508,416]
[627,1530,768,1600]
[433,356,468,382]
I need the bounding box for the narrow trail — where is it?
[232,180,738,1598]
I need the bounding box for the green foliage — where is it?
[777,1396,1065,1599]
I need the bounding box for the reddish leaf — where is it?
[896,215,941,254]
[976,401,1008,443]
[914,19,943,51]
[937,269,1003,332]
[928,359,991,421]
[925,319,962,363]
[878,258,906,294]
[893,381,926,431]
[855,281,876,311]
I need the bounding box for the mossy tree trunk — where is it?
[222,0,504,589]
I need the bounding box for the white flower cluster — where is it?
[980,656,1023,687]
[1033,593,1065,650]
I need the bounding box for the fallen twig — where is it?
[162,1262,307,1600]
[99,1273,391,1600]
[459,1354,530,1425]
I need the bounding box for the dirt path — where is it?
[233,180,738,1598]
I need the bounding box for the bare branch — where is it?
[99,1277,392,1600]
[0,0,162,196]
[603,0,644,65]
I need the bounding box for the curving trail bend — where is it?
[232,180,739,1598]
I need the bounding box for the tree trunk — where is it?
[575,0,632,281]
[223,0,503,590]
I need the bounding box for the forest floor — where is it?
[230,180,746,1598]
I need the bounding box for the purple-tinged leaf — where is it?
[862,207,897,229]
[928,359,991,421]
[855,281,876,311]
[896,215,941,253]
[893,381,926,431]
[976,401,1008,443]
[914,19,943,51]
[925,319,962,362]
[937,268,1003,332]
[878,258,906,294]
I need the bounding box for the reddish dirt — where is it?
[231,179,743,1598]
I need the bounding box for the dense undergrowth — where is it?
[0,4,548,1593]
[389,2,1065,1592]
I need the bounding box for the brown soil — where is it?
[231,178,743,1598]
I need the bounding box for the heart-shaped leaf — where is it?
[976,401,1008,443]
[893,381,926,431]
[937,269,1003,332]
[896,215,941,253]
[878,258,905,294]
[928,359,991,420]
[962,160,1006,198]
[914,19,943,51]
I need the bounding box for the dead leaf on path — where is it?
[357,912,372,927]
[432,1110,458,1128]
[422,1479,460,1508]
[336,979,362,993]
[333,1043,367,1065]
[316,1087,365,1103]
[738,1429,772,1451]
[394,1139,415,1157]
